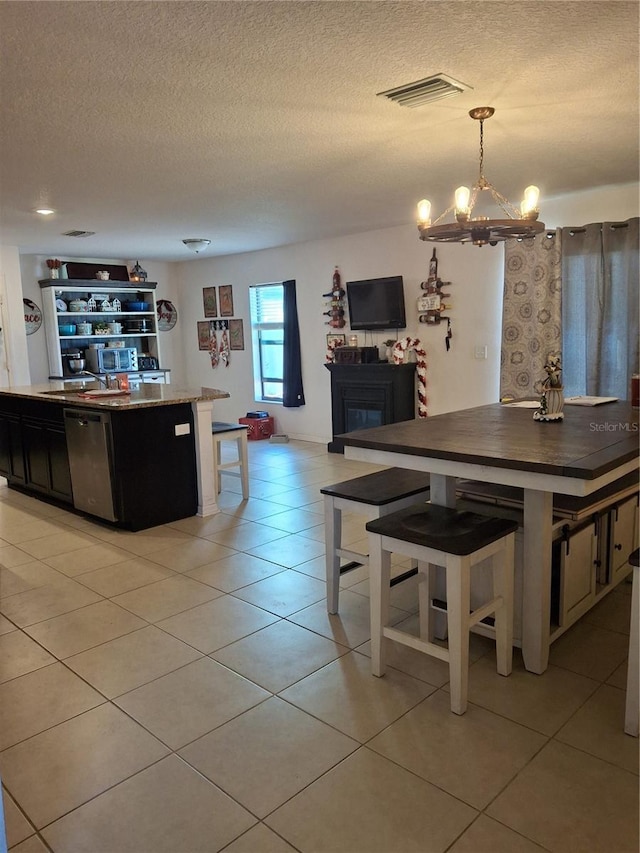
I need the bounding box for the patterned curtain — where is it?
[500,231,562,399]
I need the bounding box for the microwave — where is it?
[86,347,138,373]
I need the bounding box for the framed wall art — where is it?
[229,318,244,350]
[219,285,234,317]
[326,333,346,346]
[197,321,211,351]
[203,287,217,318]
[157,298,178,331]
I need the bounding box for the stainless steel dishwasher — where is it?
[64,408,118,521]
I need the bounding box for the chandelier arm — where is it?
[487,185,521,220]
[431,203,457,227]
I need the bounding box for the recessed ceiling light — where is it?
[35,208,55,216]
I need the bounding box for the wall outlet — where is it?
[174,423,191,436]
[474,345,488,360]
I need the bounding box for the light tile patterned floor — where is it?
[0,439,637,852]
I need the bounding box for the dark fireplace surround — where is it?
[325,363,416,453]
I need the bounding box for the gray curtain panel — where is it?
[561,218,639,399]
[500,230,562,399]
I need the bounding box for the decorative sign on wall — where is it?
[23,298,42,335]
[203,287,217,318]
[197,321,211,351]
[218,285,234,317]
[229,318,244,350]
[157,299,178,331]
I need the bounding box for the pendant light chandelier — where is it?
[417,107,545,247]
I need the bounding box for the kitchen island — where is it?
[0,382,229,530]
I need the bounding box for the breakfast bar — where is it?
[342,401,639,674]
[0,382,229,530]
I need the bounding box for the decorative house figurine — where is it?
[130,261,148,282]
[534,353,564,421]
[100,298,111,312]
[87,297,97,312]
[111,298,121,311]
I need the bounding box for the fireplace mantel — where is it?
[325,362,416,453]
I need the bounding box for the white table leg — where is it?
[522,489,553,673]
[430,474,457,639]
[191,399,219,518]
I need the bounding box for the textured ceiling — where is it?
[0,0,638,261]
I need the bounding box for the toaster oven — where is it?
[85,346,138,373]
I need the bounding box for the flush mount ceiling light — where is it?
[35,208,55,216]
[182,239,211,254]
[417,107,545,247]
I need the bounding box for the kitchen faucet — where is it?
[78,370,110,388]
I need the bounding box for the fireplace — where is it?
[326,363,416,453]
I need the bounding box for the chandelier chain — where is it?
[478,119,485,180]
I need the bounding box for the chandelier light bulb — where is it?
[521,185,540,218]
[454,186,471,217]
[417,199,431,225]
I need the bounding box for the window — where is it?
[249,283,284,403]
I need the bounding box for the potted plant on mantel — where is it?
[534,353,564,422]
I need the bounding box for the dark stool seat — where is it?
[320,468,430,614]
[366,504,518,554]
[321,468,432,505]
[367,503,517,715]
[629,548,639,567]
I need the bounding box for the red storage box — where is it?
[239,415,275,440]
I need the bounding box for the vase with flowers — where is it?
[533,353,564,422]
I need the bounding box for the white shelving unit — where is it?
[39,280,169,383]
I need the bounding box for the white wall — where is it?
[0,247,31,386]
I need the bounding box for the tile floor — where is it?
[0,438,637,852]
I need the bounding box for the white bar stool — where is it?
[367,503,517,715]
[211,422,249,499]
[625,548,639,737]
[320,469,430,614]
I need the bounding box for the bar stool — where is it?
[320,469,430,614]
[212,422,249,499]
[367,503,517,715]
[625,547,639,737]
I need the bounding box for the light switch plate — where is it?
[174,423,191,436]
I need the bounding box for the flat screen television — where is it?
[346,275,406,331]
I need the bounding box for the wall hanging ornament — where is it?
[220,325,230,367]
[323,266,346,329]
[23,298,42,335]
[209,322,219,368]
[418,248,454,350]
[157,299,178,331]
[392,337,428,418]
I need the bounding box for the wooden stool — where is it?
[320,469,430,614]
[367,504,517,715]
[212,422,249,499]
[625,548,639,737]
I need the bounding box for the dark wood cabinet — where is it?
[0,411,26,484]
[325,363,416,452]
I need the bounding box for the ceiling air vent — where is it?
[377,73,472,108]
[62,230,96,238]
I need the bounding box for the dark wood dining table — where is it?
[341,400,639,674]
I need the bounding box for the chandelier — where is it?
[417,107,545,247]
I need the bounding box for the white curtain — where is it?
[561,218,639,399]
[500,231,562,399]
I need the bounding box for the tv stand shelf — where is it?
[325,362,416,453]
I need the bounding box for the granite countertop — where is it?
[0,382,230,410]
